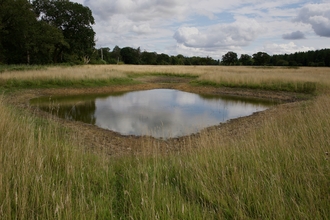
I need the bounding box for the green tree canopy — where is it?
[222,51,238,65]
[0,0,95,64]
[239,54,252,66]
[120,47,140,64]
[0,0,41,64]
[253,52,270,66]
[141,51,157,65]
[32,0,95,63]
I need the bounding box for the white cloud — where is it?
[70,0,330,58]
[262,42,314,55]
[132,24,153,35]
[73,0,84,4]
[294,3,330,37]
[85,0,189,22]
[173,17,263,50]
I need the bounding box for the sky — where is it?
[71,0,330,59]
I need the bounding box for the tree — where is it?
[120,47,140,64]
[28,20,68,64]
[110,45,122,63]
[32,0,95,63]
[157,53,170,65]
[0,0,37,63]
[141,51,157,65]
[222,51,238,65]
[176,54,185,65]
[0,0,65,64]
[0,0,10,63]
[239,54,252,66]
[253,52,270,66]
[276,59,289,66]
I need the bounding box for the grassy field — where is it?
[0,65,134,90]
[0,65,329,219]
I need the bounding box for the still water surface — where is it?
[31,89,277,138]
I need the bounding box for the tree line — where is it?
[1,0,329,66]
[0,0,95,65]
[221,50,330,67]
[93,46,219,65]
[93,47,330,67]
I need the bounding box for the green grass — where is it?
[127,72,200,79]
[0,64,47,73]
[191,79,318,94]
[1,77,136,90]
[1,90,329,219]
[0,66,329,219]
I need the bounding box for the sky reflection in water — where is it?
[34,89,276,138]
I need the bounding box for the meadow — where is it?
[0,65,329,219]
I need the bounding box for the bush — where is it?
[276,60,289,66]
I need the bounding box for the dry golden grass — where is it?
[198,66,330,87]
[1,65,329,87]
[0,65,329,219]
[0,65,127,80]
[104,65,330,86]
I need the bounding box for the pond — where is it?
[30,89,278,139]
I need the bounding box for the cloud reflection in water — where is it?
[93,89,270,138]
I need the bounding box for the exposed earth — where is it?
[8,76,310,157]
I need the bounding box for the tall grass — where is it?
[1,66,330,219]
[1,93,329,219]
[0,65,46,73]
[0,66,133,89]
[191,66,330,93]
[105,65,330,84]
[1,65,329,93]
[0,95,113,219]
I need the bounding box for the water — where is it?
[30,89,278,138]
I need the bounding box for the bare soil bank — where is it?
[8,76,311,157]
